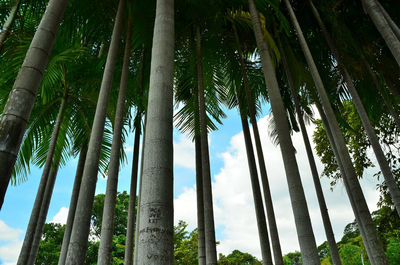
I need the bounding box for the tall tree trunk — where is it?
[58,144,87,265]
[375,0,400,41]
[0,0,68,210]
[238,102,273,265]
[362,0,400,66]
[274,17,342,265]
[17,93,68,265]
[135,0,175,263]
[233,25,284,265]
[310,0,400,218]
[65,1,125,263]
[97,3,133,264]
[28,161,60,265]
[124,118,141,265]
[247,1,320,264]
[0,0,21,52]
[284,1,388,263]
[194,85,206,265]
[196,25,218,265]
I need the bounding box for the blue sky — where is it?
[0,105,383,264]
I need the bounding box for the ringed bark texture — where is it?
[135,0,175,263]
[0,0,68,210]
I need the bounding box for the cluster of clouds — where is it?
[0,111,382,264]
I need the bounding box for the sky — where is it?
[0,105,383,264]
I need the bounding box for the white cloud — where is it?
[174,111,382,260]
[51,207,69,225]
[174,135,195,170]
[0,220,23,265]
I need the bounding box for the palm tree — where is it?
[310,0,400,218]
[0,0,21,52]
[282,0,388,263]
[375,0,400,40]
[65,0,125,263]
[361,0,400,66]
[0,0,68,210]
[97,2,133,263]
[134,0,175,263]
[247,0,320,263]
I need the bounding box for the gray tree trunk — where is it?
[0,0,68,210]
[239,106,273,265]
[310,0,400,218]
[362,0,400,66]
[65,0,125,263]
[233,25,284,265]
[124,118,141,265]
[97,4,133,264]
[134,0,175,263]
[0,0,21,52]
[17,93,68,265]
[28,161,60,265]
[375,0,400,41]
[247,0,320,264]
[194,85,206,265]
[284,1,388,263]
[58,144,87,265]
[196,25,218,265]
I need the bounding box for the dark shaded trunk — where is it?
[17,93,68,265]
[233,24,284,265]
[0,0,21,52]
[248,0,320,263]
[65,1,125,263]
[196,24,218,265]
[0,0,68,210]
[375,0,400,41]
[58,144,87,265]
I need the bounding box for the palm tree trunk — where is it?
[362,0,400,66]
[65,1,125,263]
[124,117,141,265]
[311,0,400,219]
[247,1,320,263]
[233,25,283,265]
[28,161,60,265]
[17,93,68,265]
[284,1,388,263]
[194,84,206,265]
[238,103,273,265]
[196,24,218,265]
[0,0,21,52]
[134,0,175,263]
[0,0,68,210]
[97,4,133,264]
[273,17,342,265]
[58,144,87,265]
[374,0,400,41]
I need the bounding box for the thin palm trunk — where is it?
[375,0,400,41]
[0,0,68,210]
[58,144,87,265]
[310,0,400,218]
[65,0,125,263]
[17,93,68,265]
[194,86,206,265]
[248,1,320,263]
[97,4,133,264]
[124,118,141,265]
[196,25,218,265]
[238,102,273,265]
[274,15,342,265]
[28,160,60,265]
[134,0,175,262]
[0,0,21,52]
[284,1,388,263]
[233,25,283,265]
[362,0,400,66]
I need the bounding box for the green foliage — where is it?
[218,250,261,265]
[174,221,198,265]
[386,237,400,265]
[35,223,65,265]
